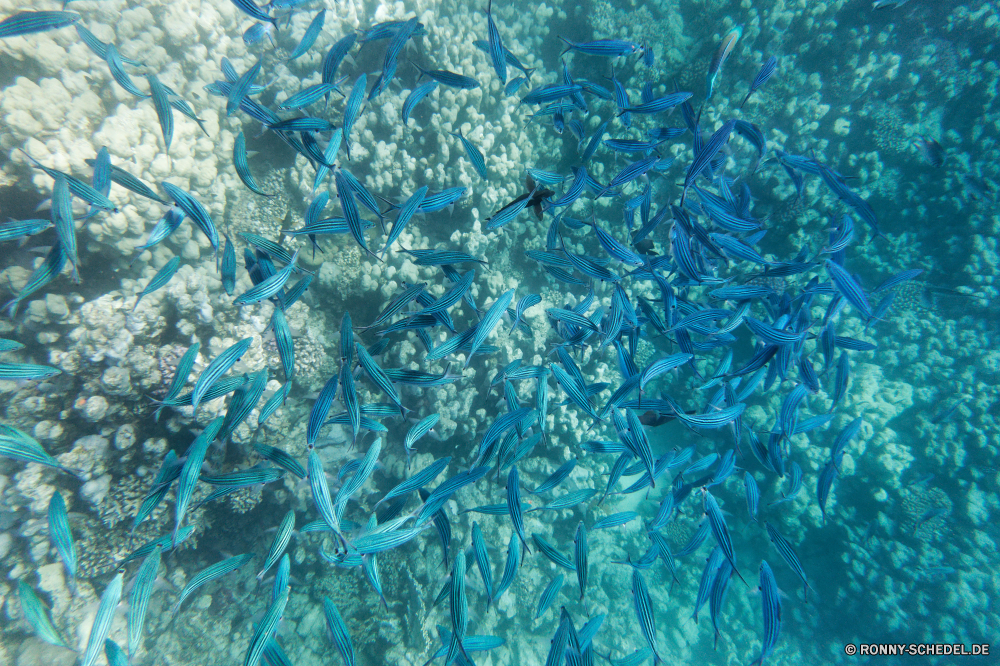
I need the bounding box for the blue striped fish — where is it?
[81,572,123,666]
[48,492,76,579]
[128,544,161,659]
[234,132,273,196]
[287,8,325,60]
[765,522,813,600]
[451,129,488,181]
[173,417,223,544]
[484,0,507,83]
[17,580,67,648]
[630,569,664,663]
[702,488,747,587]
[173,553,254,613]
[574,521,588,599]
[447,549,470,664]
[402,81,438,125]
[465,289,514,367]
[323,598,356,666]
[506,466,530,557]
[192,338,253,409]
[133,256,180,311]
[536,573,563,619]
[751,561,782,666]
[342,73,367,160]
[741,55,777,108]
[492,533,520,607]
[245,586,288,666]
[471,522,494,606]
[0,10,80,38]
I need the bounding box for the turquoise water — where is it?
[0,0,997,665]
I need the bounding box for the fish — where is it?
[191,338,253,409]
[230,0,275,24]
[323,598,356,666]
[0,425,77,475]
[619,91,693,115]
[17,580,68,648]
[504,76,527,96]
[127,544,161,659]
[558,37,641,58]
[173,553,254,613]
[630,569,664,663]
[536,574,564,619]
[750,561,782,666]
[133,256,180,311]
[161,182,219,264]
[402,81,438,125]
[81,573,123,666]
[765,522,813,600]
[471,522,494,606]
[47,492,76,579]
[484,0,507,83]
[702,487,748,587]
[340,362,361,445]
[446,549,470,664]
[491,533,521,608]
[3,241,67,319]
[381,187,427,258]
[334,438,381,511]
[234,249,301,305]
[288,9,325,60]
[173,416,223,544]
[334,170,379,261]
[243,21,276,47]
[234,132,274,196]
[414,63,478,89]
[218,235,237,295]
[0,10,80,39]
[450,129,488,181]
[228,58,263,116]
[744,471,760,522]
[506,466,531,557]
[825,259,872,319]
[706,25,742,99]
[741,55,778,108]
[342,73,367,160]
[146,74,174,154]
[592,511,639,530]
[681,119,737,204]
[323,32,356,87]
[403,413,440,468]
[245,587,289,666]
[463,289,513,367]
[378,457,450,509]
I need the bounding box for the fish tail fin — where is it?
[558,36,574,57]
[3,298,19,319]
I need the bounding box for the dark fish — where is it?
[914,136,944,166]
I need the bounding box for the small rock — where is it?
[101,366,132,396]
[81,396,109,422]
[114,424,137,451]
[81,474,112,508]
